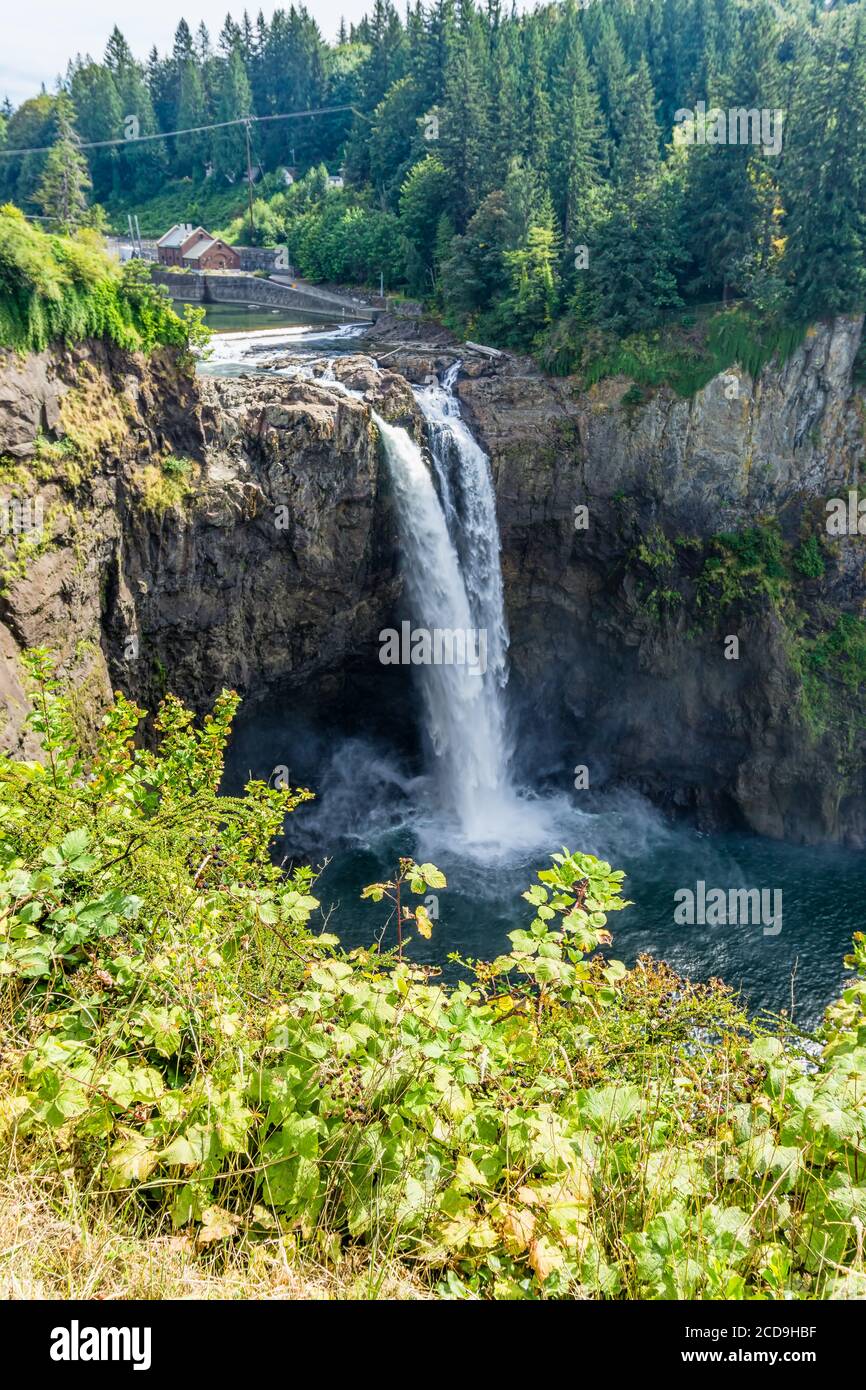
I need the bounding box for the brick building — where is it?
[156,224,209,266]
[182,237,240,271]
[156,224,240,271]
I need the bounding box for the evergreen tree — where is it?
[213,46,253,180]
[488,26,523,175]
[146,47,174,135]
[368,75,425,203]
[551,21,606,243]
[37,94,91,231]
[522,23,553,181]
[439,35,489,228]
[612,56,660,188]
[781,10,866,318]
[219,16,243,58]
[104,26,135,74]
[588,173,684,332]
[67,61,122,200]
[593,9,630,145]
[423,0,457,105]
[682,0,781,302]
[175,59,209,176]
[107,29,166,197]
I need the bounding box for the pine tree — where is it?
[522,23,552,181]
[213,46,253,180]
[682,0,781,303]
[439,34,489,229]
[37,94,91,232]
[194,23,211,64]
[219,17,243,58]
[104,26,135,74]
[488,26,523,176]
[551,21,606,244]
[424,0,457,105]
[589,174,684,332]
[612,56,660,189]
[175,59,209,176]
[107,29,166,196]
[593,9,630,145]
[147,47,174,135]
[781,10,866,319]
[67,61,122,200]
[172,19,195,66]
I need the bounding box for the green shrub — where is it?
[3,655,866,1299]
[697,521,789,613]
[0,206,189,354]
[793,534,826,578]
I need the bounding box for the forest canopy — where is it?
[1,0,865,359]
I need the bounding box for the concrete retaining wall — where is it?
[151,268,375,321]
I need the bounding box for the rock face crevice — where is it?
[1,320,865,845]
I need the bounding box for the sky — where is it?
[1,1,375,107]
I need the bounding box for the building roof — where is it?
[157,223,192,248]
[183,239,218,261]
[183,238,238,262]
[157,224,210,249]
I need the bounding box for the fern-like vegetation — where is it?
[0,206,189,354]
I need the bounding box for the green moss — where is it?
[792,534,826,578]
[0,505,55,594]
[137,455,197,516]
[796,614,866,737]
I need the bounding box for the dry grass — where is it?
[0,1164,429,1302]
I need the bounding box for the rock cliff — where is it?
[376,316,866,844]
[0,343,411,754]
[1,318,864,844]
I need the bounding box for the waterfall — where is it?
[374,364,516,844]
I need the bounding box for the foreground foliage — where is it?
[0,206,191,354]
[2,657,866,1299]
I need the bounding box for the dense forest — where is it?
[1,0,865,363]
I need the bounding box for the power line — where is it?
[0,104,370,159]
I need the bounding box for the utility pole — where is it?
[244,120,255,243]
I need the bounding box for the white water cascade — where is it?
[230,335,562,855]
[374,364,523,846]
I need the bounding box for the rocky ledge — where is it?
[0,346,414,755]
